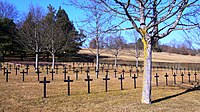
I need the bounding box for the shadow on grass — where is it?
[152,85,200,104]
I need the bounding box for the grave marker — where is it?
[20,69,27,82]
[173,73,177,84]
[129,69,132,77]
[74,69,79,80]
[46,66,50,75]
[103,75,110,92]
[85,69,90,77]
[181,72,184,83]
[35,68,41,81]
[122,69,125,78]
[64,76,73,95]
[188,72,191,83]
[55,65,59,74]
[164,73,169,85]
[194,72,197,82]
[96,69,99,79]
[105,69,109,77]
[101,66,104,73]
[80,67,83,73]
[132,74,137,89]
[118,75,124,90]
[155,73,159,86]
[5,69,11,82]
[85,75,93,94]
[25,65,29,75]
[114,69,117,78]
[15,67,19,75]
[50,69,55,80]
[39,77,50,98]
[63,67,68,80]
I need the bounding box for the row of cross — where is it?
[1,65,199,98]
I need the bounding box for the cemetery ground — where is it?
[0,62,200,112]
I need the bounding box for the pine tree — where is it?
[56,6,84,54]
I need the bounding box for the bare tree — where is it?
[126,30,143,76]
[104,34,126,68]
[67,0,115,75]
[18,4,47,70]
[99,0,199,104]
[0,1,18,19]
[69,0,200,104]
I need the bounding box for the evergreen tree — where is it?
[0,18,20,60]
[56,6,84,53]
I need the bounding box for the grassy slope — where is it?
[79,48,200,63]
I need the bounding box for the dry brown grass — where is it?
[0,63,200,112]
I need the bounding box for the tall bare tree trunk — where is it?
[135,47,139,76]
[35,52,39,70]
[96,41,99,74]
[52,53,55,69]
[141,37,152,104]
[114,55,117,68]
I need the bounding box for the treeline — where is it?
[0,2,84,62]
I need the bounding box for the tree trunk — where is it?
[136,48,139,76]
[114,55,117,68]
[141,37,152,104]
[96,49,99,72]
[52,53,55,69]
[35,52,39,71]
[96,36,99,74]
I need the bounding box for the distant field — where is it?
[79,48,200,63]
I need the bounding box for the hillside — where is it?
[78,48,200,63]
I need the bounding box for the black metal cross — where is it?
[101,66,104,73]
[103,75,110,92]
[85,75,93,94]
[74,69,79,80]
[132,74,137,89]
[46,66,50,75]
[15,67,19,75]
[173,73,177,84]
[105,69,109,77]
[164,73,169,85]
[63,67,68,80]
[25,65,29,75]
[114,69,117,78]
[5,69,11,82]
[122,69,125,78]
[55,65,59,74]
[80,67,83,73]
[155,73,159,86]
[85,69,90,77]
[188,72,191,83]
[64,76,73,96]
[35,68,41,81]
[129,69,132,77]
[50,69,55,80]
[39,77,50,98]
[181,72,184,83]
[194,72,197,82]
[96,69,99,79]
[20,69,27,82]
[118,75,124,90]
